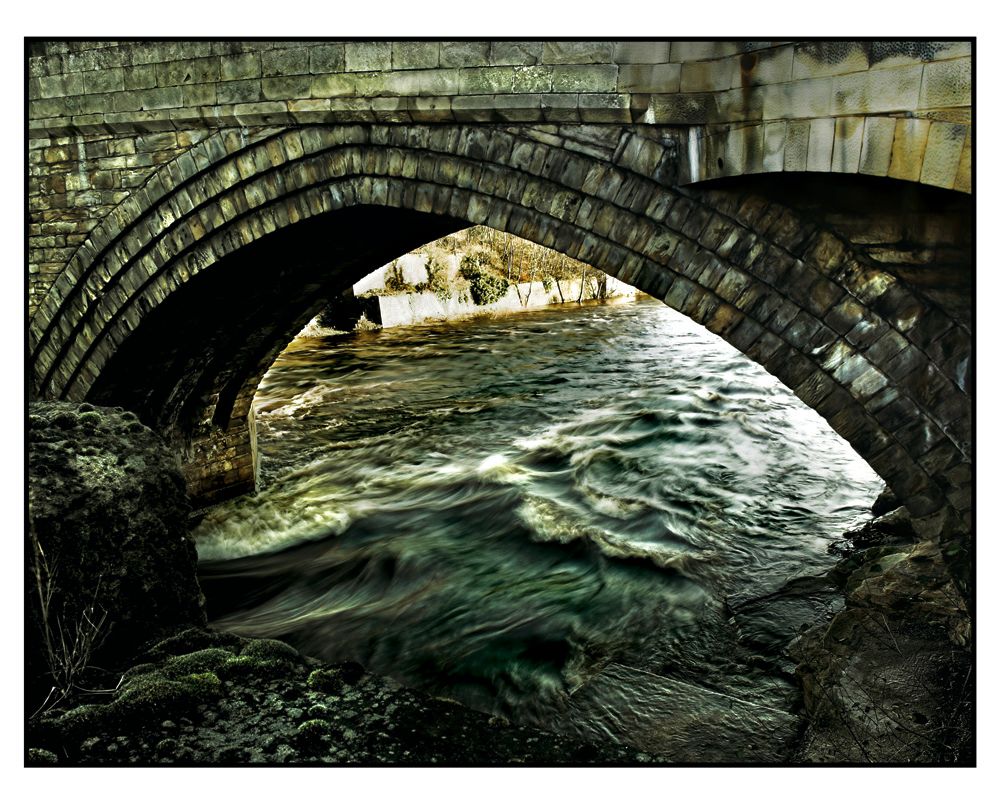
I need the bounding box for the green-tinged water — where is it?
[193,296,882,761]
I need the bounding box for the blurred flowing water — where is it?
[194,296,882,761]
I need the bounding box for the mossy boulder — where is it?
[240,638,301,664]
[163,648,235,678]
[293,719,329,750]
[144,627,246,661]
[306,662,364,693]
[26,748,58,765]
[49,703,108,740]
[113,669,222,724]
[27,402,206,702]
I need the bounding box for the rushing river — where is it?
[193,296,882,762]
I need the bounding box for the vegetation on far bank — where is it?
[372,226,616,305]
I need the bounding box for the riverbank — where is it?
[360,275,640,330]
[321,226,640,331]
[26,628,653,766]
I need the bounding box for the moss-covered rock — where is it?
[218,654,288,681]
[27,402,206,708]
[163,649,234,678]
[306,668,343,693]
[50,703,109,740]
[240,638,301,664]
[181,672,223,702]
[114,674,194,719]
[26,747,58,765]
[112,669,221,724]
[294,719,329,750]
[146,627,246,661]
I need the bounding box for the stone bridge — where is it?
[27,40,972,536]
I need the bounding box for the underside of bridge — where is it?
[26,122,971,536]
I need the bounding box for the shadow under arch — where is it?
[27,124,970,531]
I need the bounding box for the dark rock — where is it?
[27,402,206,705]
[871,486,899,517]
[833,506,917,554]
[790,538,972,764]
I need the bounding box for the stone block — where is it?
[449,95,494,123]
[613,41,671,64]
[831,64,922,116]
[858,116,895,176]
[783,120,809,170]
[233,101,292,126]
[806,117,834,172]
[406,96,454,123]
[218,79,263,105]
[831,116,864,173]
[744,45,794,86]
[392,41,440,70]
[888,117,931,183]
[371,96,412,123]
[135,131,177,152]
[156,57,221,87]
[551,64,619,93]
[646,92,715,124]
[537,93,579,123]
[459,67,515,95]
[761,76,832,120]
[542,41,615,64]
[262,75,312,100]
[509,66,552,93]
[345,42,391,72]
[221,52,261,81]
[308,44,345,74]
[681,57,739,92]
[439,42,491,68]
[792,42,869,80]
[490,41,543,65]
[919,57,971,109]
[38,72,84,98]
[617,63,680,93]
[919,121,967,189]
[573,94,626,123]
[83,67,123,95]
[614,134,660,176]
[761,121,786,172]
[310,73,359,98]
[183,83,218,107]
[124,64,157,91]
[261,48,310,77]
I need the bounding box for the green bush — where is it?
[459,257,509,306]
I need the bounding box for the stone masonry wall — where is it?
[27,41,972,315]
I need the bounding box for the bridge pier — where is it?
[181,409,259,508]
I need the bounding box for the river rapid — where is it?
[193,296,882,762]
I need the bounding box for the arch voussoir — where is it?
[28,123,970,527]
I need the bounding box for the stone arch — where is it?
[27,124,970,530]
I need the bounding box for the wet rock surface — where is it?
[790,505,972,764]
[724,493,972,765]
[26,629,652,766]
[27,402,206,698]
